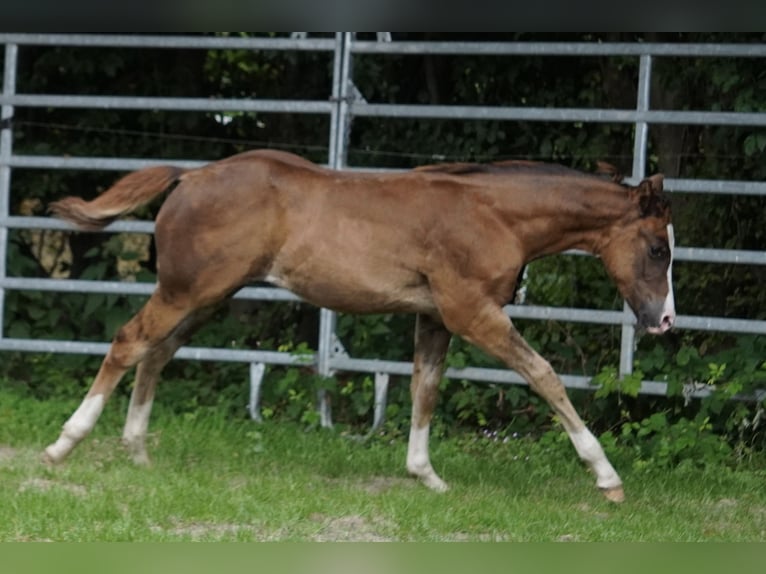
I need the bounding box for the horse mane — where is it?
[415,160,675,220]
[416,159,625,185]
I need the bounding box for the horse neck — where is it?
[495,177,632,260]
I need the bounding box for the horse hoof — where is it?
[600,485,625,503]
[122,439,151,466]
[421,474,449,493]
[130,453,152,467]
[41,447,61,465]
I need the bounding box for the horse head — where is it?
[600,174,675,334]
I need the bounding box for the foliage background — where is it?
[1,33,765,468]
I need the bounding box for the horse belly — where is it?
[265,265,436,315]
[266,197,438,314]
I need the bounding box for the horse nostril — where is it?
[661,314,675,330]
[646,312,675,335]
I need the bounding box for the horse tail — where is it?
[49,165,187,231]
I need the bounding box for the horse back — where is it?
[152,151,520,314]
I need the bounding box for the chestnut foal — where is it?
[44,150,674,502]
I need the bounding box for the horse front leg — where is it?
[448,303,624,502]
[406,313,452,491]
[508,330,624,501]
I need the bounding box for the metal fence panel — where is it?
[1,33,764,421]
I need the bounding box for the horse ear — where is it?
[630,173,668,217]
[630,174,664,199]
[633,173,665,197]
[630,173,669,217]
[646,173,664,193]
[595,161,624,183]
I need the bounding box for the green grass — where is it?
[1,389,765,541]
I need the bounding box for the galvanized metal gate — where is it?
[1,33,765,426]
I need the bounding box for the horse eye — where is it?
[649,244,668,260]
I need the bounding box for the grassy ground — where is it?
[1,388,765,542]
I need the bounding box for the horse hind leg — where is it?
[121,307,215,465]
[43,289,196,464]
[406,313,452,491]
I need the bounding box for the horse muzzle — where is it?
[637,298,675,334]
[644,313,675,334]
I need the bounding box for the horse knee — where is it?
[105,347,141,372]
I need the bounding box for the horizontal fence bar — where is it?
[0,34,336,51]
[504,304,628,325]
[0,335,697,399]
[3,103,763,129]
[0,94,333,114]
[9,335,764,402]
[4,217,765,267]
[7,155,207,172]
[2,276,763,335]
[351,40,766,58]
[2,215,156,233]
[0,337,314,366]
[665,179,766,197]
[674,314,766,334]
[3,35,764,58]
[505,305,766,334]
[0,277,300,302]
[674,247,766,266]
[350,102,766,127]
[331,356,766,403]
[327,355,700,398]
[6,153,766,198]
[5,155,766,198]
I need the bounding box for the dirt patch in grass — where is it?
[309,513,396,542]
[150,519,273,541]
[446,532,512,542]
[360,476,417,495]
[0,445,18,463]
[18,477,88,497]
[150,513,397,541]
[323,475,417,495]
[713,497,738,510]
[0,444,56,468]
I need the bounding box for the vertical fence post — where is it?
[371,372,390,433]
[0,42,18,340]
[330,32,354,170]
[248,362,266,422]
[315,32,355,428]
[619,53,653,377]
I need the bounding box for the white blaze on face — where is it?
[645,223,676,335]
[662,224,676,328]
